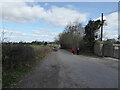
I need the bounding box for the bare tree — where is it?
[1,30,7,43]
[1,28,13,43]
[59,22,84,49]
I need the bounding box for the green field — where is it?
[48,44,60,47]
[30,45,46,50]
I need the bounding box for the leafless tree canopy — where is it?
[59,22,84,49]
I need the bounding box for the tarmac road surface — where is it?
[15,49,118,88]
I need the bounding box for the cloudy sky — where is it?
[0,1,118,42]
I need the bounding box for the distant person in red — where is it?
[72,48,75,54]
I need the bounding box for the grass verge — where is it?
[3,45,52,88]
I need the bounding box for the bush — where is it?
[2,43,51,87]
[2,43,35,73]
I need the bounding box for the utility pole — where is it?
[100,13,103,41]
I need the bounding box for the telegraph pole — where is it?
[100,13,103,41]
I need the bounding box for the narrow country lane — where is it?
[15,49,118,88]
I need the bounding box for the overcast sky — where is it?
[0,0,118,42]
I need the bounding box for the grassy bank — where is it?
[2,44,52,88]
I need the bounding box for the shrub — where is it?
[2,43,51,87]
[2,43,35,73]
